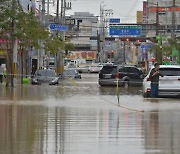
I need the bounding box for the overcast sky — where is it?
[19,0,144,23]
[48,0,144,23]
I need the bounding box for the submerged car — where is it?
[60,69,81,79]
[99,65,144,87]
[31,69,59,85]
[143,65,180,97]
[89,65,103,73]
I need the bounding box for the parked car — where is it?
[60,69,81,79]
[66,63,77,69]
[89,65,103,73]
[99,65,144,87]
[77,65,90,73]
[142,65,180,98]
[31,69,59,85]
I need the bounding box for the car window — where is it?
[131,67,141,74]
[49,62,55,66]
[125,67,133,73]
[119,67,126,72]
[101,66,117,74]
[159,68,180,76]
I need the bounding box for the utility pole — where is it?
[97,30,101,62]
[56,0,60,22]
[8,0,16,87]
[123,40,126,64]
[156,2,159,36]
[171,0,176,40]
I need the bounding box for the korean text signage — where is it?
[109,25,142,36]
[143,1,147,17]
[109,18,120,23]
[49,24,68,31]
[149,7,180,12]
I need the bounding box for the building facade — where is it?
[145,0,180,38]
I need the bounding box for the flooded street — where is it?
[0,74,180,154]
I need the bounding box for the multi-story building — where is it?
[65,12,98,63]
[145,0,180,38]
[19,0,36,13]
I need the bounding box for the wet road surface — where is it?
[0,74,180,154]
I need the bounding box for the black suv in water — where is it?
[99,65,144,87]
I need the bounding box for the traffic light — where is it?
[126,38,129,42]
[111,50,114,58]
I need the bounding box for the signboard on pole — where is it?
[49,24,68,31]
[109,25,142,36]
[109,18,120,23]
[141,44,152,49]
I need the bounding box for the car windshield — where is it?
[63,70,75,75]
[36,70,56,77]
[46,70,56,77]
[159,68,180,76]
[101,66,117,74]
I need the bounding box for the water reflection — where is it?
[0,75,180,153]
[0,105,145,154]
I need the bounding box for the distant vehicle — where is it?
[66,63,77,69]
[89,65,103,73]
[46,57,55,70]
[99,65,144,87]
[60,69,81,79]
[77,65,90,73]
[64,59,71,66]
[31,69,59,85]
[143,65,180,98]
[101,62,114,66]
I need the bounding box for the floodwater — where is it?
[0,74,180,154]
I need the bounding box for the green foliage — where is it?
[0,1,50,50]
[16,12,49,49]
[44,36,64,55]
[65,43,76,51]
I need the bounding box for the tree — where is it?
[44,36,64,55]
[0,0,50,85]
[64,43,76,57]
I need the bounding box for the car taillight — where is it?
[115,73,119,79]
[146,78,151,81]
[178,78,180,81]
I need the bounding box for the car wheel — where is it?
[123,81,129,88]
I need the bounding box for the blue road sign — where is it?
[109,18,120,23]
[141,44,152,49]
[109,28,142,36]
[109,25,142,36]
[49,24,68,31]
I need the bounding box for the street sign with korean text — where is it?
[109,18,120,23]
[49,24,68,31]
[141,44,152,49]
[109,25,142,36]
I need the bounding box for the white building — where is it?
[19,0,36,13]
[67,12,98,51]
